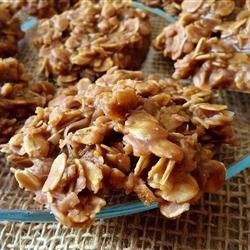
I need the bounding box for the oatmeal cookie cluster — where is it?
[153,0,250,91]
[2,68,234,227]
[6,0,79,18]
[0,3,54,143]
[0,58,54,143]
[0,3,24,57]
[33,0,151,84]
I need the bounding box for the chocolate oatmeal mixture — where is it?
[153,0,250,91]
[5,0,79,18]
[33,0,151,84]
[2,68,234,227]
[0,58,54,143]
[0,3,24,57]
